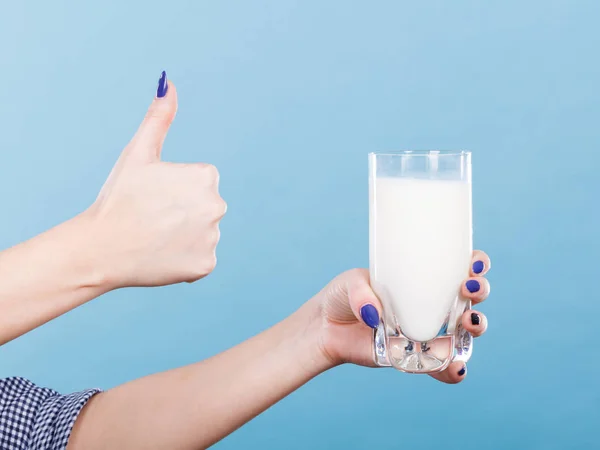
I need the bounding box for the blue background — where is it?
[0,1,598,449]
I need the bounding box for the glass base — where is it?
[373,319,473,373]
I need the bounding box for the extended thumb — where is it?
[128,71,178,163]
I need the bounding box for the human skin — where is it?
[0,77,226,346]
[68,256,491,450]
[0,74,491,449]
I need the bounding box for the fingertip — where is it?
[429,361,467,384]
[359,303,380,329]
[346,269,383,328]
[156,70,168,98]
[472,260,485,275]
[155,80,178,109]
[165,80,177,98]
[462,310,488,337]
[449,362,467,383]
[462,277,490,303]
[471,250,491,276]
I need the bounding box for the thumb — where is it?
[324,269,382,328]
[345,269,383,330]
[128,71,178,163]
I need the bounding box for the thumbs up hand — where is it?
[88,72,226,289]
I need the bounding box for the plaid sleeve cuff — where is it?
[0,377,101,450]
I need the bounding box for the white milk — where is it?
[369,177,472,343]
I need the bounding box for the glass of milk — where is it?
[369,150,473,373]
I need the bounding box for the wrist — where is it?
[286,300,340,376]
[0,213,114,344]
[60,211,116,293]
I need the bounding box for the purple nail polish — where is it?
[472,260,484,274]
[360,304,379,329]
[156,71,168,98]
[466,280,481,293]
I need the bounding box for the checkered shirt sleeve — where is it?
[0,377,101,450]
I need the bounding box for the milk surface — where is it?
[369,177,472,342]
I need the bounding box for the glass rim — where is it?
[368,150,470,156]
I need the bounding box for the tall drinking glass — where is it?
[369,151,473,373]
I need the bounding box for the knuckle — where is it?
[185,254,217,282]
[187,163,204,175]
[185,275,202,284]
[188,163,219,184]
[185,269,204,283]
[209,228,221,245]
[214,198,227,218]
[204,254,218,273]
[344,268,369,285]
[202,164,219,182]
[348,268,365,278]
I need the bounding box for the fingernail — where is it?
[472,260,485,274]
[156,70,168,98]
[458,366,466,376]
[360,304,379,329]
[471,312,481,326]
[466,280,480,293]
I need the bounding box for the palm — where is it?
[315,269,378,367]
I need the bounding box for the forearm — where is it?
[68,302,333,450]
[0,213,108,345]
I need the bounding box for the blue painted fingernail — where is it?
[472,260,484,274]
[156,70,168,98]
[471,312,481,326]
[466,280,480,293]
[458,366,466,376]
[360,304,379,329]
